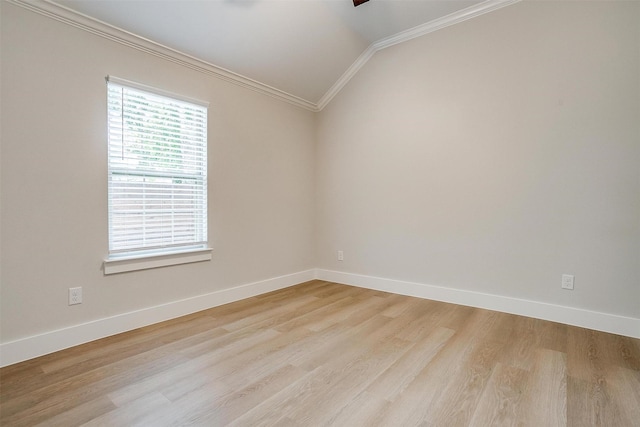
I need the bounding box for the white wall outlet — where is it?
[337,250,344,261]
[69,287,83,305]
[561,274,574,290]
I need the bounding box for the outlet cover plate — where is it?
[69,287,83,305]
[561,274,574,290]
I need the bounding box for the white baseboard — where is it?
[0,269,317,367]
[3,268,637,367]
[317,269,640,339]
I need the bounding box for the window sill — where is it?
[103,248,212,275]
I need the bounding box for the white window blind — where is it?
[106,76,208,258]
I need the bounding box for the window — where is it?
[104,76,210,274]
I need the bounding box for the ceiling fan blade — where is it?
[353,0,369,7]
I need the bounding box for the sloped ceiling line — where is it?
[317,0,521,110]
[8,0,520,112]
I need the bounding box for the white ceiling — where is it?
[54,0,485,104]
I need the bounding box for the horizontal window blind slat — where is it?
[110,123,206,144]
[109,169,205,178]
[109,241,208,255]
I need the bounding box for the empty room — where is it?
[1,0,639,425]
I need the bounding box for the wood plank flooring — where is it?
[1,280,639,426]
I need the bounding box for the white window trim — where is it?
[104,76,211,274]
[104,247,212,275]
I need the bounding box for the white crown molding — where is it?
[0,269,318,367]
[316,269,640,340]
[316,45,376,111]
[317,0,521,110]
[6,0,320,112]
[9,0,521,113]
[372,0,522,51]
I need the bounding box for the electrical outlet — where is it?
[69,287,82,305]
[337,250,344,261]
[561,274,574,290]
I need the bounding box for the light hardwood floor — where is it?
[1,280,639,426]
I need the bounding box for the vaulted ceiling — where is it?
[48,0,515,110]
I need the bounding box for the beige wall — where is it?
[316,0,640,318]
[1,0,639,349]
[0,3,316,342]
